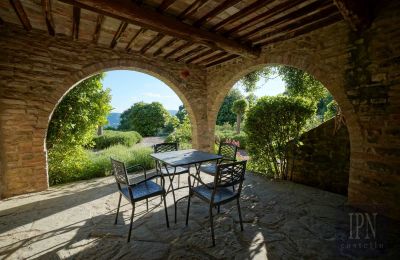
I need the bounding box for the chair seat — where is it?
[120,180,164,201]
[192,184,237,204]
[160,166,189,175]
[199,162,217,175]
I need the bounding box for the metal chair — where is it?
[186,160,247,246]
[111,158,169,242]
[153,142,190,223]
[199,142,238,175]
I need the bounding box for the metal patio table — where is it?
[150,149,223,223]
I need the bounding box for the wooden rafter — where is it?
[158,0,177,12]
[186,48,215,63]
[252,6,340,44]
[205,54,238,68]
[72,6,81,40]
[110,21,128,48]
[198,51,228,65]
[59,0,259,58]
[226,0,304,35]
[92,14,104,43]
[140,32,164,54]
[126,28,145,52]
[164,41,192,59]
[178,0,209,20]
[256,13,343,47]
[193,0,241,27]
[41,0,55,36]
[175,45,206,62]
[153,38,176,56]
[211,0,273,31]
[241,0,333,40]
[9,0,31,31]
[333,0,371,31]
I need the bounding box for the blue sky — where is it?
[102,70,285,113]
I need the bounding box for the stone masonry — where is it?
[0,0,399,221]
[287,118,350,195]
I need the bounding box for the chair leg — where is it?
[186,193,191,226]
[237,198,244,231]
[146,198,149,212]
[127,203,135,242]
[217,205,220,214]
[209,205,215,247]
[162,194,170,228]
[114,194,122,225]
[178,174,180,188]
[171,185,177,224]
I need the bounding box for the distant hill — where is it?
[106,110,178,128]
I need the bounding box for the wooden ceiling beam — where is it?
[92,14,104,43]
[164,41,193,59]
[178,0,209,20]
[126,28,145,52]
[256,13,342,46]
[211,0,273,32]
[59,0,259,58]
[141,32,164,54]
[205,54,238,68]
[72,6,81,40]
[193,0,241,27]
[153,38,176,56]
[251,6,339,44]
[333,0,372,31]
[175,45,206,62]
[241,0,333,40]
[9,0,31,31]
[158,0,177,12]
[41,0,55,36]
[186,48,215,64]
[110,21,128,48]
[198,51,228,65]
[226,0,304,35]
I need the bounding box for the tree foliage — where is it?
[119,102,169,136]
[47,73,112,149]
[244,96,315,179]
[239,67,275,92]
[165,115,192,145]
[324,100,338,120]
[176,105,188,123]
[217,88,244,125]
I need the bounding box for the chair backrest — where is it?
[214,161,246,191]
[218,142,238,161]
[153,142,178,153]
[110,158,134,199]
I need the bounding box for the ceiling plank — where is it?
[241,0,333,40]
[211,0,273,31]
[256,13,342,46]
[198,51,228,65]
[164,41,193,59]
[41,0,55,36]
[186,48,215,63]
[92,14,104,43]
[72,6,81,40]
[126,28,145,52]
[9,0,31,31]
[333,0,372,31]
[193,0,241,27]
[226,0,304,35]
[110,21,128,48]
[158,0,177,12]
[251,6,339,44]
[141,32,164,54]
[178,0,209,20]
[205,54,238,68]
[59,0,259,58]
[175,45,206,62]
[153,38,176,56]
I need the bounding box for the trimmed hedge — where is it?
[93,130,142,149]
[215,130,247,149]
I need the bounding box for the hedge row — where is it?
[93,130,142,149]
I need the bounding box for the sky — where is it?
[102,70,286,113]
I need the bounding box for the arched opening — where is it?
[212,64,350,195]
[44,63,196,187]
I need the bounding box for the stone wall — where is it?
[287,118,350,195]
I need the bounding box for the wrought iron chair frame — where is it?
[199,142,238,177]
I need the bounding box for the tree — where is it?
[164,115,180,134]
[217,88,244,125]
[324,100,338,120]
[176,105,187,123]
[47,73,112,149]
[119,102,169,136]
[246,92,258,108]
[239,67,276,92]
[244,96,315,179]
[232,99,248,134]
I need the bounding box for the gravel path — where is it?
[136,136,166,147]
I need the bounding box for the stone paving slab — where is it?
[0,172,399,259]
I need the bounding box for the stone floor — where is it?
[0,172,399,259]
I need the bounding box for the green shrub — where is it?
[48,144,154,186]
[215,129,247,149]
[244,95,314,179]
[93,130,142,149]
[165,116,191,144]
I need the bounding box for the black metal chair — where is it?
[199,142,238,175]
[111,158,169,242]
[153,142,190,223]
[186,160,247,246]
